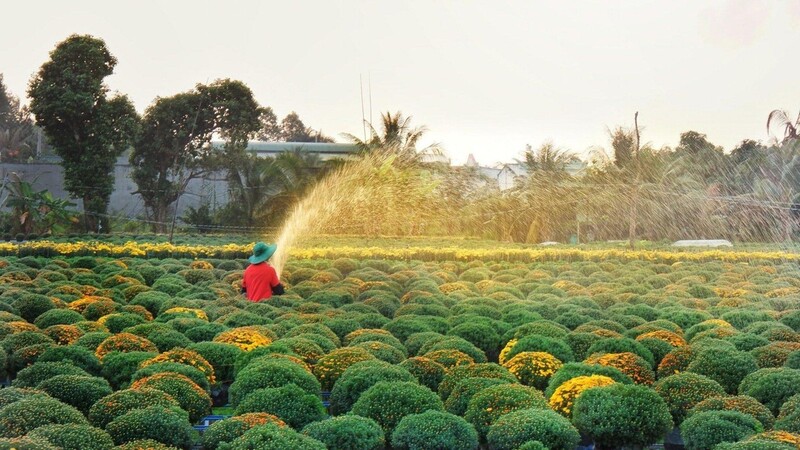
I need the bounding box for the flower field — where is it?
[2,243,800,449]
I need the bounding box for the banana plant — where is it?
[1,172,78,235]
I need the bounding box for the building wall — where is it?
[0,159,230,219]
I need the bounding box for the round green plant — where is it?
[391,410,478,450]
[217,423,325,450]
[681,410,763,450]
[27,424,114,450]
[572,383,673,449]
[105,405,194,449]
[301,415,384,450]
[234,383,326,429]
[486,407,580,450]
[351,381,444,436]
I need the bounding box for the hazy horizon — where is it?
[2,0,799,166]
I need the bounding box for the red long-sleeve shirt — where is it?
[242,262,280,302]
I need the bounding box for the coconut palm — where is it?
[767,109,799,143]
[343,111,441,166]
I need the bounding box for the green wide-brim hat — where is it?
[249,242,277,264]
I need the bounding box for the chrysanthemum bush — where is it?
[464,383,549,439]
[130,372,212,422]
[548,374,616,418]
[202,413,287,450]
[350,381,444,436]
[572,384,673,450]
[301,415,385,450]
[8,248,800,448]
[502,351,563,389]
[213,327,272,352]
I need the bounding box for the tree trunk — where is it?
[629,186,637,250]
[83,194,110,233]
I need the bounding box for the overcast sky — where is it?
[2,0,800,165]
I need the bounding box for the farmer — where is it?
[241,242,285,302]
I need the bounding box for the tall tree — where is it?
[28,35,139,232]
[609,126,636,169]
[257,107,282,141]
[343,111,441,166]
[0,74,36,162]
[279,111,334,143]
[130,79,263,233]
[767,109,799,143]
[519,141,578,174]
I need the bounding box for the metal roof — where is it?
[211,140,359,154]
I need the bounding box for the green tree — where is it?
[130,79,262,233]
[279,112,334,143]
[222,148,329,228]
[0,74,37,162]
[609,126,636,169]
[27,35,140,232]
[344,111,441,166]
[257,107,282,141]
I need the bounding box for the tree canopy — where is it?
[27,34,139,232]
[130,79,263,233]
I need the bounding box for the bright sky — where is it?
[2,0,800,166]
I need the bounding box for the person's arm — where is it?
[240,270,247,295]
[270,267,284,296]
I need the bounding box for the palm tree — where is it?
[343,111,442,166]
[767,109,799,143]
[518,141,578,174]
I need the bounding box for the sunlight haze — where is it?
[2,0,799,165]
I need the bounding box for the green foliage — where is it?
[105,405,195,449]
[689,395,775,430]
[88,387,181,429]
[230,358,320,406]
[351,381,444,436]
[739,368,800,415]
[100,351,158,389]
[391,410,478,450]
[187,342,242,382]
[37,345,101,375]
[486,407,580,450]
[217,423,325,450]
[0,436,58,450]
[131,362,210,392]
[681,410,762,450]
[464,384,548,439]
[28,34,140,232]
[687,346,759,394]
[12,361,90,388]
[130,79,262,233]
[235,383,326,429]
[36,374,112,414]
[655,372,727,425]
[445,377,510,416]
[302,415,385,450]
[34,309,84,328]
[133,372,211,423]
[438,362,518,400]
[13,294,55,323]
[586,337,655,367]
[398,356,447,392]
[545,362,632,399]
[506,334,574,363]
[329,359,415,415]
[27,424,114,450]
[0,397,88,438]
[572,383,673,449]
